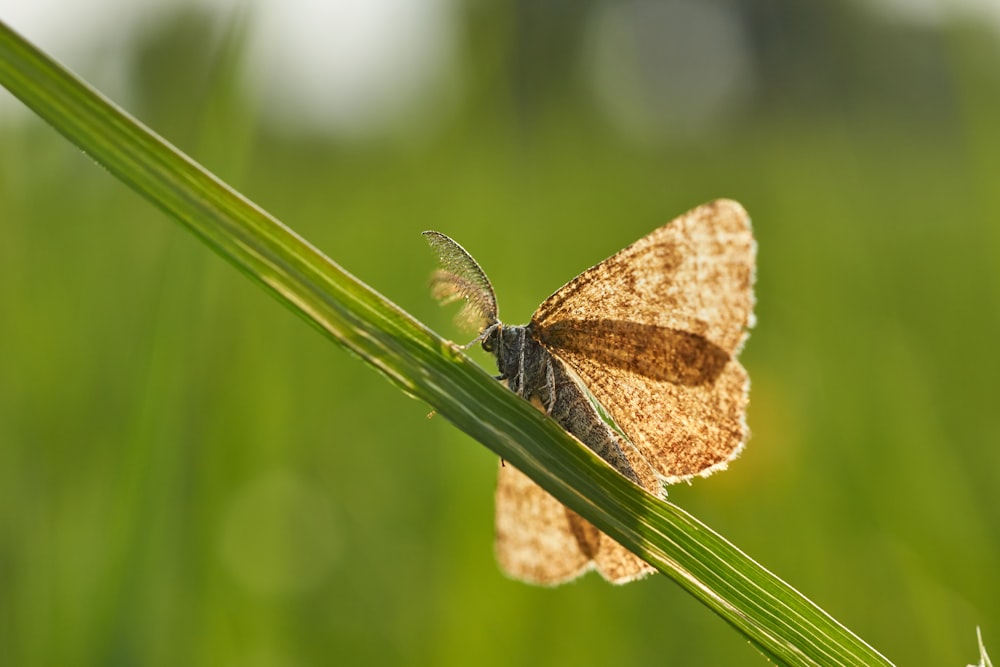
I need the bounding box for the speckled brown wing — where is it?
[590,525,656,583]
[531,200,756,483]
[495,463,655,585]
[494,463,593,585]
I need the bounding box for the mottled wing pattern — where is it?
[495,463,592,585]
[592,532,656,583]
[531,200,756,482]
[495,463,655,585]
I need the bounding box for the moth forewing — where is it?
[530,199,755,483]
[532,199,755,356]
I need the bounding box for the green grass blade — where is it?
[0,20,893,666]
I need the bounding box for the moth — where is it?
[424,199,756,585]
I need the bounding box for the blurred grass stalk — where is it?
[0,20,893,666]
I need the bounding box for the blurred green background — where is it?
[2,1,998,665]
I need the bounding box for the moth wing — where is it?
[592,533,657,584]
[494,463,592,585]
[557,356,750,482]
[495,463,655,584]
[532,200,755,482]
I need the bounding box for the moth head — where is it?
[480,321,501,354]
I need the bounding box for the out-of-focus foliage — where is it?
[1,2,997,665]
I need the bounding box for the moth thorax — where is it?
[490,325,551,400]
[484,324,523,371]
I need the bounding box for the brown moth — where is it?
[423,199,756,585]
